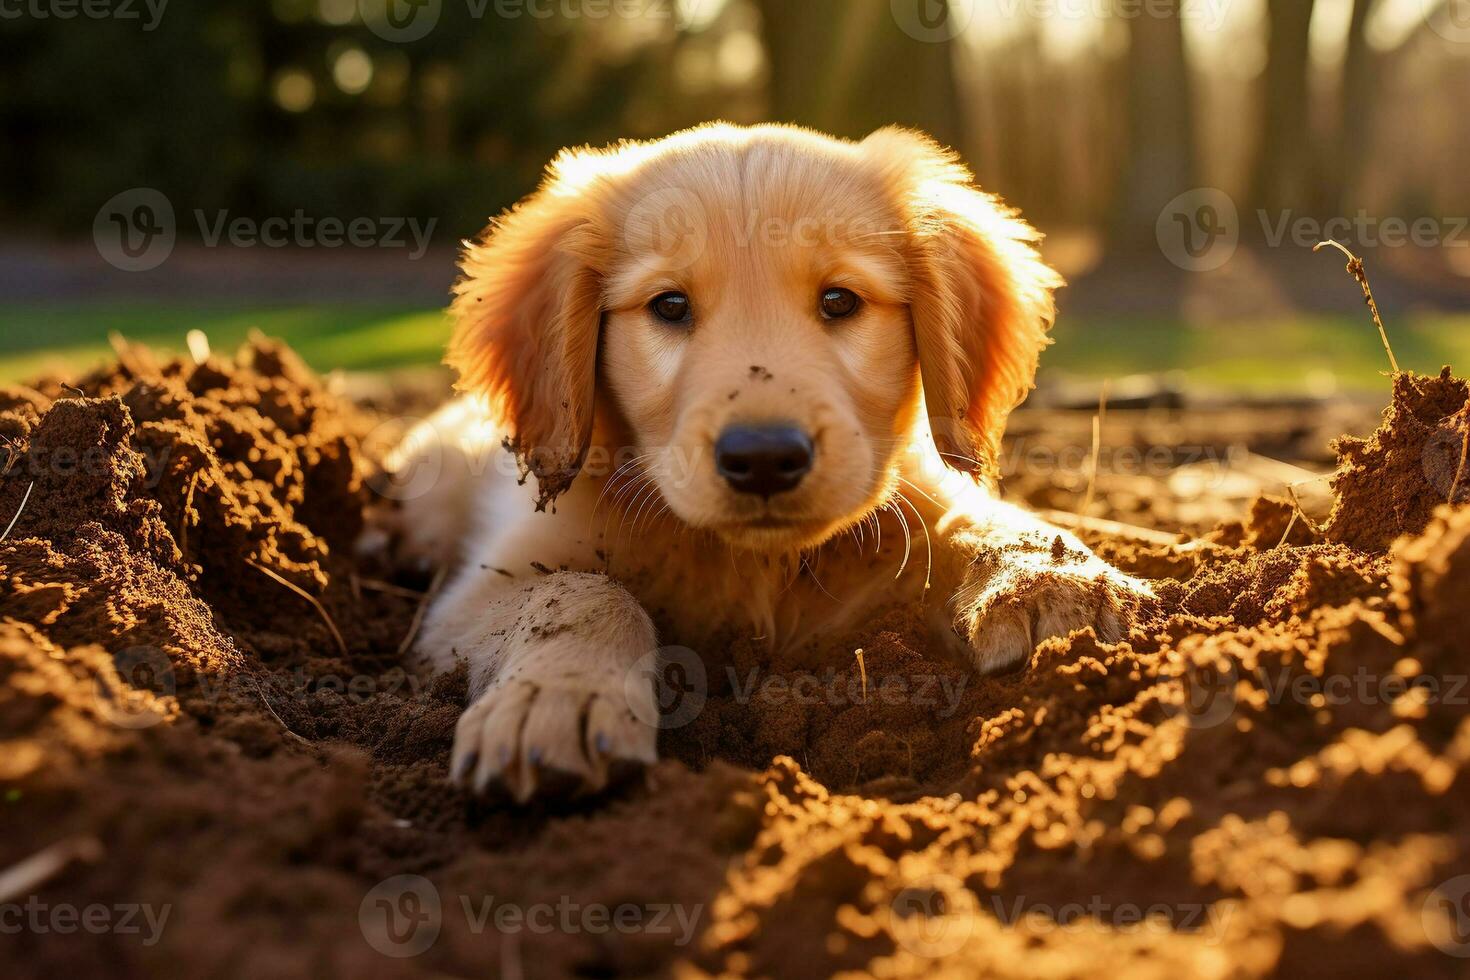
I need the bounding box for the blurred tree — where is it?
[1110,0,1194,245]
[1251,0,1318,214]
[754,0,964,149]
[1331,0,1378,210]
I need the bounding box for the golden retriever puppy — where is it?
[382,123,1155,801]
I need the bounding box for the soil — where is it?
[3,341,1470,979]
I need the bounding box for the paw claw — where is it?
[451,673,658,803]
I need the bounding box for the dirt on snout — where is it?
[3,341,1470,979]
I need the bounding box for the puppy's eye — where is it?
[820,287,860,320]
[649,291,692,325]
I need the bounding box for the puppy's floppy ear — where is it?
[862,127,1063,484]
[448,165,605,507]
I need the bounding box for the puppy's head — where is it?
[449,124,1060,550]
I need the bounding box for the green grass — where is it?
[0,304,452,383]
[1,302,1467,393]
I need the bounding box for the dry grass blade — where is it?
[1078,381,1109,520]
[246,559,348,657]
[397,565,449,657]
[1042,509,1202,549]
[1,480,35,541]
[0,837,103,904]
[250,676,312,747]
[357,577,428,600]
[1451,425,1470,505]
[1313,239,1400,375]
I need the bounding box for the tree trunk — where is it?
[1111,0,1195,246]
[1332,0,1377,211]
[755,0,965,151]
[1251,0,1318,214]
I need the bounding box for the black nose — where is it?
[714,425,814,496]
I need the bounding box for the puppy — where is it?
[382,123,1155,801]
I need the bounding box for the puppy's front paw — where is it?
[449,659,658,802]
[946,534,1156,674]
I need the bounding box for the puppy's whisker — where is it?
[801,555,840,604]
[895,489,934,592]
[621,481,664,544]
[896,475,944,511]
[589,453,658,532]
[887,499,913,581]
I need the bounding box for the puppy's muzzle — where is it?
[714,424,814,497]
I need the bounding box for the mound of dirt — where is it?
[3,350,1470,979]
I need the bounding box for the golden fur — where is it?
[380,123,1153,801]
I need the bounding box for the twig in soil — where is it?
[1450,426,1470,505]
[1078,381,1109,519]
[0,435,18,476]
[1273,508,1301,550]
[250,676,312,747]
[357,577,428,600]
[1041,509,1205,549]
[186,328,212,365]
[246,559,349,658]
[397,565,449,658]
[1313,239,1400,375]
[1,481,35,541]
[178,472,199,558]
[1285,484,1328,537]
[0,837,103,904]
